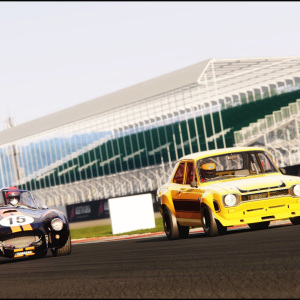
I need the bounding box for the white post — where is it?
[173,134,178,161]
[178,123,185,156]
[167,145,172,171]
[191,106,201,152]
[211,61,226,148]
[139,171,153,191]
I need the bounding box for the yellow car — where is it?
[156,147,300,240]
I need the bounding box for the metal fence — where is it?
[31,160,176,208]
[234,99,300,167]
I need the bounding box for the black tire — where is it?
[51,234,72,257]
[201,204,226,237]
[290,216,300,225]
[248,221,270,230]
[178,223,189,239]
[163,206,179,240]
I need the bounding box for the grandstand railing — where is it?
[234,99,300,167]
[31,160,176,208]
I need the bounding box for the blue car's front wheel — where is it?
[51,234,71,257]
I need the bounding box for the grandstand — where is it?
[0,56,299,207]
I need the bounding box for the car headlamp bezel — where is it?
[222,194,240,207]
[291,184,300,197]
[51,218,64,231]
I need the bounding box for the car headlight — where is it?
[293,184,300,196]
[51,218,63,231]
[224,194,237,207]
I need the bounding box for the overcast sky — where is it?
[0,2,299,128]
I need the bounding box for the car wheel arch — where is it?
[161,194,176,215]
[200,196,215,213]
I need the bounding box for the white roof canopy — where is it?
[0,56,299,146]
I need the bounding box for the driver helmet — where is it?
[200,159,216,180]
[6,186,20,206]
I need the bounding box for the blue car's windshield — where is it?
[0,189,38,209]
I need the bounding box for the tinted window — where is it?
[1,190,38,209]
[195,151,278,181]
[197,153,244,172]
[173,163,185,184]
[250,154,262,174]
[258,152,278,173]
[185,162,197,184]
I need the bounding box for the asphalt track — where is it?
[2,223,300,298]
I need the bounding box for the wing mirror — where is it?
[190,181,198,188]
[279,168,286,175]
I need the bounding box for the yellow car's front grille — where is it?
[242,189,289,202]
[243,192,268,201]
[269,189,289,197]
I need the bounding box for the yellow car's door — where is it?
[170,162,186,219]
[179,161,201,221]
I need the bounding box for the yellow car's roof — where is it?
[179,146,266,161]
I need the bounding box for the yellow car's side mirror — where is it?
[190,181,198,188]
[279,168,286,175]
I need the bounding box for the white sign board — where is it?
[108,193,155,235]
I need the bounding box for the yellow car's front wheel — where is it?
[201,204,227,237]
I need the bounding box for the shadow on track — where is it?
[135,223,294,243]
[0,254,51,265]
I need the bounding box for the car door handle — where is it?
[178,190,182,195]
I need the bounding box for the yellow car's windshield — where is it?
[196,151,279,182]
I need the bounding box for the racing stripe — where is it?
[11,225,22,233]
[22,224,33,231]
[9,212,22,233]
[14,248,24,252]
[10,211,33,231]
[25,247,34,250]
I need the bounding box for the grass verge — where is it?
[70,217,164,240]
